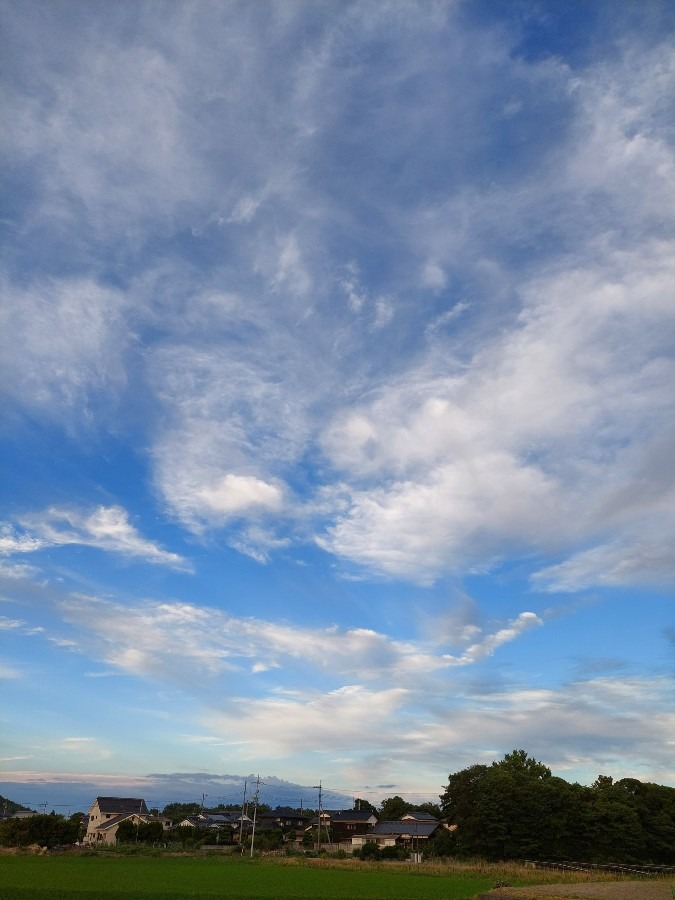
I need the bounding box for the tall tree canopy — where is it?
[440,750,675,864]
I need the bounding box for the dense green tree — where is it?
[352,798,377,813]
[416,801,442,818]
[115,819,165,844]
[497,749,551,780]
[439,763,488,854]
[440,751,675,864]
[379,795,414,820]
[425,827,456,857]
[161,802,202,824]
[0,813,80,848]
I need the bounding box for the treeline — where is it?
[0,812,83,848]
[160,797,442,825]
[440,750,675,864]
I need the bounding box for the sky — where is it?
[1,0,674,812]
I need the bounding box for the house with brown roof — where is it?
[257,807,309,832]
[84,797,172,845]
[329,809,379,842]
[351,818,443,850]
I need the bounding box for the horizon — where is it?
[2,0,674,798]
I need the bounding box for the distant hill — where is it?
[0,774,353,816]
[0,794,33,815]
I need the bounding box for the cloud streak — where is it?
[2,506,188,570]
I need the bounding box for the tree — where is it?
[353,798,376,813]
[0,813,80,848]
[495,749,551,780]
[440,751,675,864]
[416,801,442,818]
[379,796,413,820]
[115,818,165,844]
[161,802,201,824]
[425,827,456,857]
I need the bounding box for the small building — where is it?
[329,809,379,843]
[84,797,171,845]
[351,819,442,850]
[178,811,252,836]
[400,811,439,823]
[257,807,309,832]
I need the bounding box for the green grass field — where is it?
[0,855,498,899]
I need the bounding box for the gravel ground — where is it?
[480,882,674,900]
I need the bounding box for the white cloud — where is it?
[206,685,409,756]
[319,240,675,584]
[421,262,447,291]
[0,617,25,630]
[0,559,41,579]
[0,664,22,679]
[15,505,188,570]
[0,278,130,422]
[3,4,668,596]
[52,593,540,689]
[0,527,45,555]
[196,474,283,518]
[443,613,542,665]
[533,535,675,593]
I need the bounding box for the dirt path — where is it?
[479,882,674,899]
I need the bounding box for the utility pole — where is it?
[249,775,265,858]
[312,781,323,852]
[239,781,247,848]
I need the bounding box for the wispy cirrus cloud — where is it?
[4,505,189,570]
[2,0,674,793]
[53,593,541,688]
[319,240,675,584]
[0,278,130,423]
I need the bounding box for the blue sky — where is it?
[1,0,674,808]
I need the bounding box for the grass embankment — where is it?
[0,853,663,900]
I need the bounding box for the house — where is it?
[351,819,442,850]
[177,811,252,836]
[257,807,308,832]
[329,809,379,843]
[401,810,439,823]
[84,797,172,845]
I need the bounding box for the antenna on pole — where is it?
[312,781,323,852]
[249,775,265,858]
[239,781,247,848]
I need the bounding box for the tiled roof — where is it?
[331,810,378,822]
[265,807,308,818]
[94,797,149,815]
[401,811,439,822]
[96,814,128,831]
[372,820,439,838]
[95,813,167,831]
